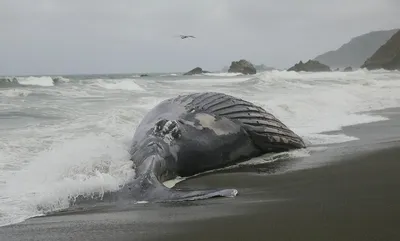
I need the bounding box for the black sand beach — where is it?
[1,108,400,241]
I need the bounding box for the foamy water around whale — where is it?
[1,69,400,226]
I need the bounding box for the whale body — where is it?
[120,92,306,202]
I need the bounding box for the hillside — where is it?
[313,29,399,68]
[361,30,400,70]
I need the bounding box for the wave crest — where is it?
[0,76,70,88]
[92,79,145,91]
[203,72,244,77]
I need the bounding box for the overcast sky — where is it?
[0,0,399,75]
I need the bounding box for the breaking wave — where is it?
[1,68,400,227]
[0,76,69,88]
[91,79,145,91]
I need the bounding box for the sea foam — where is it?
[1,69,400,227]
[92,79,144,91]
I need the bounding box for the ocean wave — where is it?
[202,72,244,77]
[160,73,179,77]
[0,132,135,227]
[178,77,248,85]
[91,79,145,91]
[1,69,400,227]
[235,69,400,145]
[52,76,70,84]
[0,76,70,88]
[0,89,32,97]
[0,77,19,87]
[18,76,55,87]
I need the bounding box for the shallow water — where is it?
[1,69,400,227]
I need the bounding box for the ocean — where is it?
[1,69,400,228]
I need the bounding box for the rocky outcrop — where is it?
[183,67,210,75]
[140,74,149,77]
[361,30,400,70]
[343,66,353,72]
[228,59,257,75]
[314,28,399,68]
[288,60,331,72]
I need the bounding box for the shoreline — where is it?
[1,107,400,241]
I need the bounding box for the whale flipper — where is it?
[119,168,237,202]
[164,188,238,201]
[175,92,306,151]
[148,184,238,202]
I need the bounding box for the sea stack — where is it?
[183,67,210,75]
[228,59,257,75]
[288,60,331,72]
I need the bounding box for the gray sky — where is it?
[0,0,399,75]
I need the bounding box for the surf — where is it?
[1,69,400,226]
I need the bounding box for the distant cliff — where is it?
[314,29,399,69]
[361,30,400,70]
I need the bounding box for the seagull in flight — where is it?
[179,35,196,39]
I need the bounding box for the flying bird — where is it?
[179,35,196,39]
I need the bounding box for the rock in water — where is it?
[228,59,257,75]
[288,60,331,72]
[343,66,353,72]
[183,67,210,75]
[361,30,400,70]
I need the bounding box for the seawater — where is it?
[1,69,400,226]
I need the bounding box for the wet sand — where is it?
[1,108,400,241]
